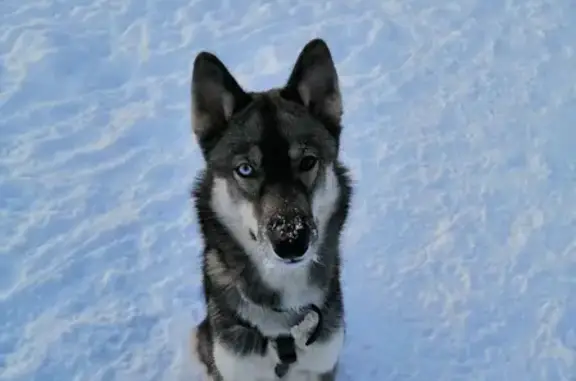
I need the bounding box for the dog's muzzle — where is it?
[266,212,313,261]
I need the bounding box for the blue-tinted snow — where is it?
[1,0,575,380]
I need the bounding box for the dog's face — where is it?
[191,39,343,268]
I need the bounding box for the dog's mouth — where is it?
[282,256,306,264]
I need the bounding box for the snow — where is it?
[1,0,576,380]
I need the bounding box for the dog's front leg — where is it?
[213,325,277,381]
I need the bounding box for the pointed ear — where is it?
[191,52,252,143]
[281,39,342,125]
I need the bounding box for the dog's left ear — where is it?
[191,52,252,145]
[281,39,342,125]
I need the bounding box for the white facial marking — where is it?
[211,177,264,258]
[311,164,340,245]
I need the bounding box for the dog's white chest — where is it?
[211,327,344,381]
[260,258,324,308]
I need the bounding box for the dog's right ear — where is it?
[281,39,342,126]
[191,52,252,143]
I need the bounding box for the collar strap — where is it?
[274,335,297,364]
[274,335,296,378]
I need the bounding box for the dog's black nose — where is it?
[267,214,310,261]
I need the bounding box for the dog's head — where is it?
[191,39,343,267]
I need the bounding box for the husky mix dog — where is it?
[189,39,353,381]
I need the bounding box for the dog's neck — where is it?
[242,259,326,311]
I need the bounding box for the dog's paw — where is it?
[290,309,320,348]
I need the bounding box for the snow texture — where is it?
[1,0,576,380]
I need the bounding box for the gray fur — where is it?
[190,38,352,380]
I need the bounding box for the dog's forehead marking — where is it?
[232,93,319,151]
[255,96,294,182]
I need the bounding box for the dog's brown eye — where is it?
[299,156,318,172]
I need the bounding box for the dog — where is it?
[189,38,353,381]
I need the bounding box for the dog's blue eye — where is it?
[299,156,318,172]
[235,163,254,178]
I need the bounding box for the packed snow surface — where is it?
[1,0,575,380]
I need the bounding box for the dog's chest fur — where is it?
[211,327,344,381]
[237,267,325,337]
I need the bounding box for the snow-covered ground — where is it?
[1,0,575,380]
